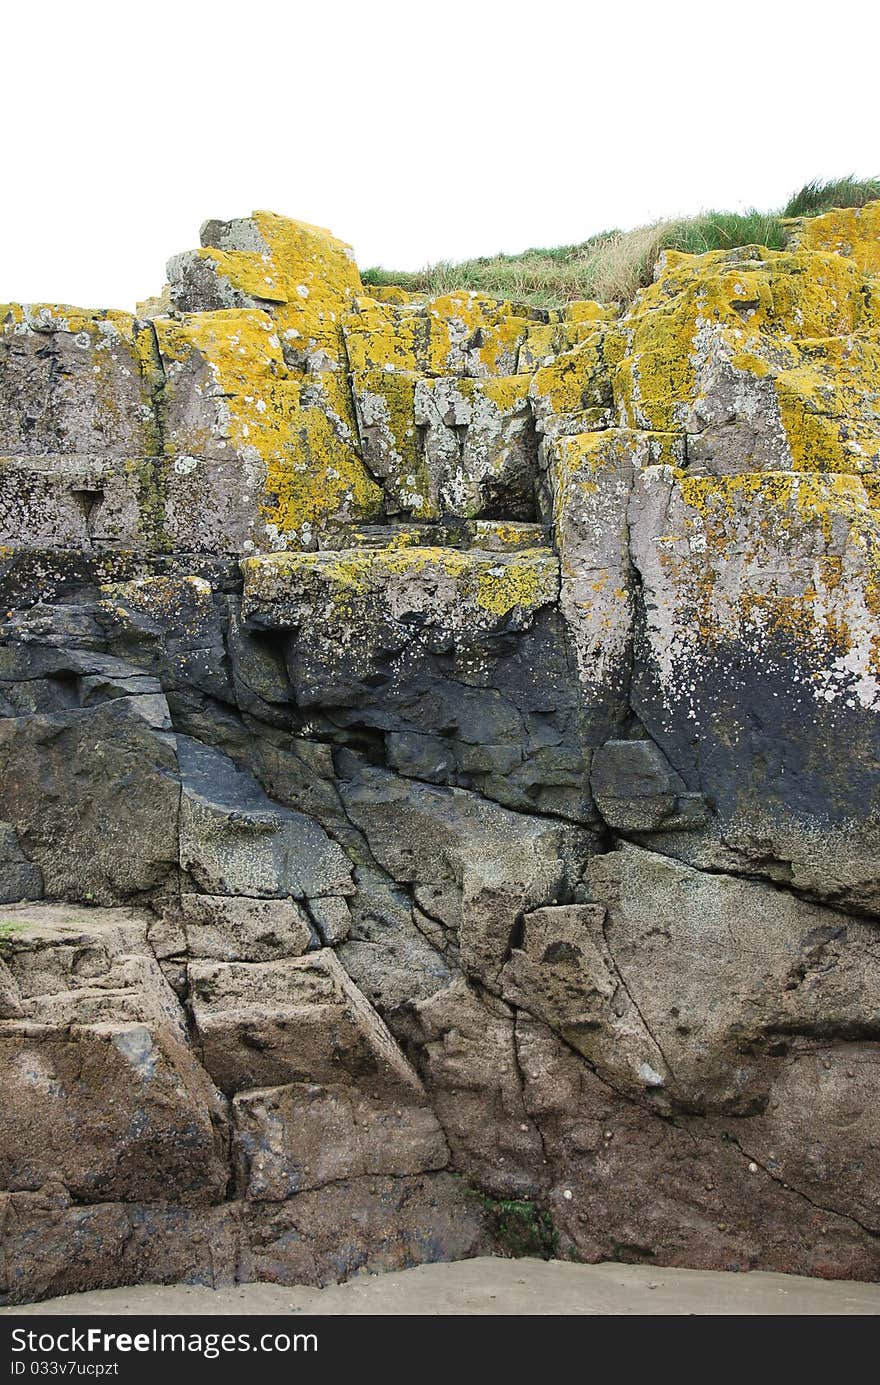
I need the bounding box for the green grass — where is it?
[362,176,880,310]
[0,921,24,948]
[782,175,880,219]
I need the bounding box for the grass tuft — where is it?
[782,175,880,219]
[361,176,880,310]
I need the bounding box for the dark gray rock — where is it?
[590,737,707,831]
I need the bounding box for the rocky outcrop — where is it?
[1,206,880,1303]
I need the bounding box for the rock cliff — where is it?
[1,205,879,1302]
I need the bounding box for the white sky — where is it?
[3,0,879,309]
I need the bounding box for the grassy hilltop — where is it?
[362,176,880,309]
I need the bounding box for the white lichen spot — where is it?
[637,1062,665,1087]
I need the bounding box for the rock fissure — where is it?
[722,1129,880,1241]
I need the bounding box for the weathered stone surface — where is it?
[0,700,181,905]
[178,736,353,900]
[0,906,228,1205]
[0,306,159,457]
[306,894,351,946]
[401,979,546,1198]
[0,1194,131,1306]
[344,292,533,380]
[239,1173,492,1287]
[241,545,560,664]
[0,1193,239,1306]
[351,370,538,521]
[189,949,424,1096]
[337,765,583,986]
[590,737,706,831]
[0,456,148,550]
[239,546,595,822]
[180,894,314,961]
[232,1081,448,1198]
[627,464,880,909]
[2,206,880,1300]
[0,1022,227,1204]
[515,1016,880,1278]
[573,845,880,1112]
[0,824,42,903]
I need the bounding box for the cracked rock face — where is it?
[1,205,880,1303]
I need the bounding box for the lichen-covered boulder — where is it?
[344,292,534,379]
[153,309,382,551]
[0,306,160,456]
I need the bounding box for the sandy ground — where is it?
[3,1258,880,1315]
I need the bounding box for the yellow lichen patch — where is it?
[677,470,873,536]
[373,527,425,549]
[1,304,139,337]
[250,211,361,298]
[768,253,878,336]
[466,520,546,550]
[198,212,362,307]
[349,368,431,516]
[519,317,608,371]
[188,213,363,365]
[261,405,383,543]
[562,300,618,325]
[241,545,559,623]
[548,429,616,490]
[366,285,417,306]
[344,300,436,374]
[530,334,610,421]
[774,396,880,475]
[612,246,880,432]
[454,372,532,414]
[472,553,547,615]
[788,201,880,276]
[153,308,382,542]
[428,292,531,376]
[517,323,557,368]
[188,247,289,304]
[155,309,284,389]
[343,292,532,378]
[555,428,681,478]
[724,332,880,475]
[300,368,361,447]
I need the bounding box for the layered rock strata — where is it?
[1,204,880,1302]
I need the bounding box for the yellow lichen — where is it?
[612,245,880,433]
[343,292,532,378]
[788,201,880,276]
[530,334,609,417]
[153,308,382,540]
[241,546,558,619]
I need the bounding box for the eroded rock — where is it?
[2,205,880,1301]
